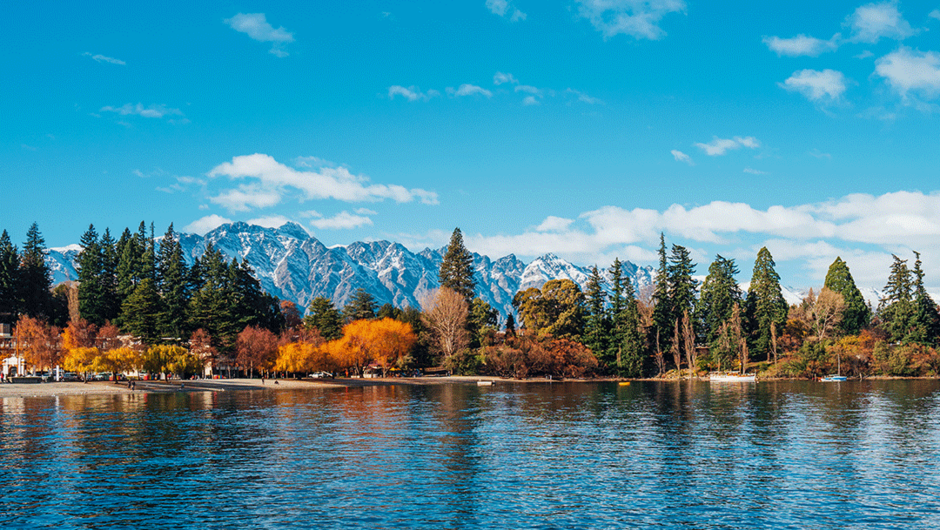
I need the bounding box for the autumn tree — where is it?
[14,316,61,372]
[512,279,585,339]
[236,325,279,377]
[422,287,469,364]
[810,288,845,341]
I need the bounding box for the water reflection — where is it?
[2,380,940,528]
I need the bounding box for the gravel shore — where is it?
[0,375,518,398]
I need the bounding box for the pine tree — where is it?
[115,227,141,304]
[189,244,239,353]
[583,265,610,364]
[651,233,672,352]
[667,244,697,324]
[699,255,742,345]
[911,252,940,345]
[119,278,164,344]
[305,297,343,340]
[439,228,476,303]
[0,230,19,319]
[99,228,120,323]
[344,288,377,322]
[77,224,106,325]
[879,254,914,344]
[504,312,516,336]
[747,247,788,359]
[158,223,191,339]
[823,257,870,335]
[468,297,499,348]
[19,222,53,319]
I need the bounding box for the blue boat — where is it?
[819,375,848,382]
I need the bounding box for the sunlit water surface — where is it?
[3,380,940,529]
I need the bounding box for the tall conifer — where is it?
[0,230,19,319]
[823,257,870,335]
[747,247,788,358]
[19,222,53,319]
[439,228,476,303]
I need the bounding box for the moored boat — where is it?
[709,372,757,383]
[819,375,848,382]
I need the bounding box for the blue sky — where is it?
[4,0,940,293]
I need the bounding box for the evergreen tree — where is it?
[19,222,53,319]
[699,255,742,344]
[504,312,516,336]
[823,257,870,335]
[189,244,239,353]
[667,244,698,324]
[438,228,476,303]
[344,288,377,322]
[77,224,106,325]
[119,278,164,344]
[583,265,610,363]
[0,230,19,319]
[158,223,191,338]
[377,303,403,321]
[911,252,940,345]
[99,228,120,322]
[651,233,672,352]
[746,247,788,358]
[305,297,343,340]
[115,227,141,304]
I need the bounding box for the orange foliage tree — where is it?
[15,316,62,372]
[235,325,278,377]
[331,318,416,376]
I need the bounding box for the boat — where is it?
[476,380,493,386]
[819,375,847,382]
[709,372,757,383]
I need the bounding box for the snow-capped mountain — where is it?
[44,222,653,319]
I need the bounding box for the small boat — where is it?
[476,380,493,386]
[618,382,631,386]
[819,375,848,382]
[709,372,756,383]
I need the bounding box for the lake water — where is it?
[3,380,940,529]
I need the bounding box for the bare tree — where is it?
[770,321,778,365]
[654,329,665,377]
[812,287,845,341]
[422,287,469,365]
[682,310,695,378]
[670,319,681,375]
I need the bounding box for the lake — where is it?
[2,380,940,529]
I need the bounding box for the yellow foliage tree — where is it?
[332,318,416,376]
[274,342,334,374]
[62,347,104,379]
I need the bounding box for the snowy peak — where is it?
[44,222,654,319]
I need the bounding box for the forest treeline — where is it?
[2,222,940,379]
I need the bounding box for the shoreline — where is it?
[1,374,935,398]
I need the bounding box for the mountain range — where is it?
[44,221,885,317]
[45,222,655,319]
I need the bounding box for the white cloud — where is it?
[566,88,603,105]
[930,9,940,21]
[207,153,439,212]
[575,0,687,40]
[810,149,833,159]
[744,167,768,175]
[522,96,539,106]
[874,47,940,100]
[845,2,915,43]
[536,216,574,232]
[493,72,519,85]
[515,85,540,94]
[486,0,526,21]
[224,13,294,57]
[694,136,760,156]
[448,84,493,97]
[762,34,840,57]
[671,150,693,165]
[82,52,125,65]
[388,85,439,101]
[246,215,296,229]
[355,208,378,215]
[100,103,183,119]
[780,69,848,102]
[184,214,233,235]
[310,211,374,230]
